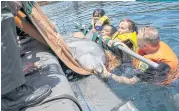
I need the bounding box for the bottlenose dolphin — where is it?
[65,37,106,73]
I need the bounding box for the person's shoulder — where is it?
[160,41,173,50]
[160,41,178,60]
[103,15,109,18]
[160,41,170,46]
[101,15,109,20]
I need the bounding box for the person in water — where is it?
[105,26,179,85]
[104,19,137,65]
[91,8,110,31]
[108,19,137,52]
[100,25,121,71]
[133,26,179,85]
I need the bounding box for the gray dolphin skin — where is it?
[65,37,106,73]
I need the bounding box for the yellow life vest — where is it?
[112,32,138,51]
[99,15,110,24]
[92,15,110,28]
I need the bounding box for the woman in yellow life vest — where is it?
[72,9,110,38]
[91,8,110,31]
[110,19,137,51]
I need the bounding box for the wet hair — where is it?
[93,9,105,17]
[120,19,137,33]
[110,25,117,35]
[138,26,160,47]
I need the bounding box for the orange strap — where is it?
[14,14,47,45]
[17,10,26,18]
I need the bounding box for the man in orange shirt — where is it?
[132,26,179,85]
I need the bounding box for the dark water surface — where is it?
[41,2,179,111]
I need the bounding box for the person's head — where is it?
[93,9,105,24]
[118,19,137,34]
[137,26,160,54]
[100,25,117,37]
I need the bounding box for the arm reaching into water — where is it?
[100,63,140,84]
[108,73,139,84]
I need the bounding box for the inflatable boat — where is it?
[12,1,139,111]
